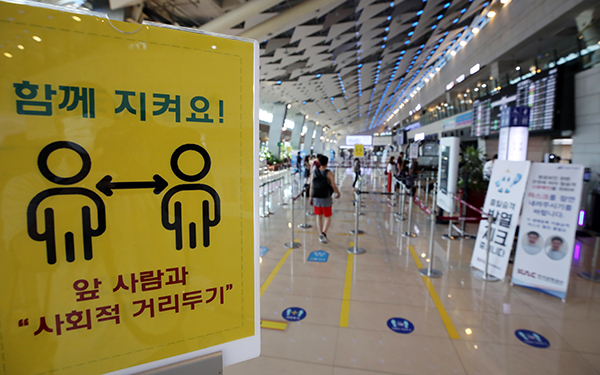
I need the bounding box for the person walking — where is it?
[310,154,340,244]
[352,157,361,189]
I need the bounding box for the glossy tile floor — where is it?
[229,167,600,375]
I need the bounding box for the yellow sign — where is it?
[0,2,258,374]
[354,144,365,157]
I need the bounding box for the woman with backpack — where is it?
[310,154,341,244]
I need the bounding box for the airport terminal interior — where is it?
[2,0,600,374]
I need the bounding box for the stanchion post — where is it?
[279,176,288,206]
[284,195,301,248]
[389,178,397,207]
[420,184,441,278]
[266,176,274,215]
[442,198,456,240]
[425,176,429,206]
[473,214,500,282]
[260,183,270,218]
[347,191,366,254]
[356,176,364,216]
[578,235,600,282]
[402,191,416,237]
[396,181,407,222]
[298,186,312,229]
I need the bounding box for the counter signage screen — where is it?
[346,135,373,146]
[471,68,558,137]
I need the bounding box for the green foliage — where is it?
[458,146,489,192]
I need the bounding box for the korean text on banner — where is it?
[0,2,259,375]
[470,160,531,280]
[511,164,584,300]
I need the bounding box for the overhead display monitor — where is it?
[346,135,373,146]
[471,68,559,137]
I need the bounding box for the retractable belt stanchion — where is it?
[425,175,430,206]
[348,190,366,254]
[419,184,441,278]
[260,181,270,218]
[394,177,406,222]
[578,234,600,282]
[279,171,288,206]
[402,188,416,237]
[459,196,476,239]
[389,178,397,207]
[417,178,421,200]
[284,191,303,249]
[298,185,312,229]
[264,174,274,216]
[473,214,500,282]
[441,194,457,240]
[350,176,364,234]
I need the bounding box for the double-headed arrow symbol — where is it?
[96,174,168,197]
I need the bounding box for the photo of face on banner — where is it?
[545,236,568,261]
[521,231,543,255]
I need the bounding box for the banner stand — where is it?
[578,235,600,283]
[472,215,500,282]
[135,351,222,375]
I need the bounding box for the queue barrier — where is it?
[419,184,442,278]
[349,189,409,254]
[284,189,305,249]
[472,214,500,282]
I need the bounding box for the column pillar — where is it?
[268,103,286,157]
[304,120,315,153]
[290,113,305,150]
[313,126,324,154]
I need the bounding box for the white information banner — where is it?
[511,163,584,300]
[470,160,531,280]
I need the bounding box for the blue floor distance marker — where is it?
[515,329,550,348]
[308,250,329,262]
[260,246,269,257]
[282,307,307,322]
[387,318,414,334]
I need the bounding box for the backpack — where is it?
[312,169,332,198]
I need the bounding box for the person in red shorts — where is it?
[309,155,340,244]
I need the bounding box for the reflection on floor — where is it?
[229,167,600,375]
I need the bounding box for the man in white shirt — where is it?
[483,154,497,181]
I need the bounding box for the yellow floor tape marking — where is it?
[339,252,354,327]
[260,248,293,297]
[295,230,316,234]
[336,232,364,236]
[260,319,288,331]
[408,245,460,340]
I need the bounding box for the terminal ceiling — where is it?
[108,0,501,137]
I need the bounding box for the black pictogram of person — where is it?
[27,141,106,264]
[162,144,221,250]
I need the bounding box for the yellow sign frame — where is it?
[0,1,260,374]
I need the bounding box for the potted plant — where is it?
[457,146,489,217]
